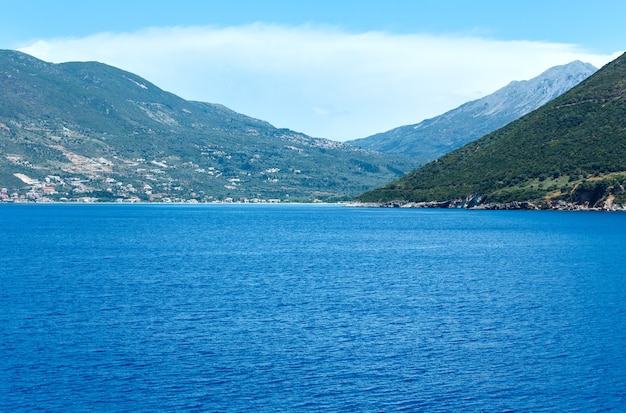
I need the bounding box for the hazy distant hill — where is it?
[348,61,597,163]
[0,50,418,202]
[357,53,626,210]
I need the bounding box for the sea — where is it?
[1,203,625,412]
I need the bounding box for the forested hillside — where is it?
[357,53,626,210]
[0,50,418,202]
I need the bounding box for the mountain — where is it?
[356,52,626,210]
[347,61,597,163]
[0,50,419,202]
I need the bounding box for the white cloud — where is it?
[19,24,621,141]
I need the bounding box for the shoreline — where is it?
[346,199,626,211]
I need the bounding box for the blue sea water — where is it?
[1,204,625,412]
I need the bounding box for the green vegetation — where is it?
[357,52,626,209]
[0,50,419,202]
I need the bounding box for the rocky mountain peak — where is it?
[347,60,597,163]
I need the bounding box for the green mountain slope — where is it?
[0,50,418,202]
[357,52,626,210]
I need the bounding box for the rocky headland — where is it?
[348,198,626,211]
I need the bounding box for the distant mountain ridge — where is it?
[0,50,418,202]
[348,61,597,163]
[357,52,626,210]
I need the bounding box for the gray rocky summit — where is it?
[347,61,597,163]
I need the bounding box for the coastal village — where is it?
[1,145,302,203]
[0,172,289,204]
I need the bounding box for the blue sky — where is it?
[2,1,624,140]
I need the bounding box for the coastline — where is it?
[346,199,626,211]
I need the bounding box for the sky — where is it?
[2,0,625,141]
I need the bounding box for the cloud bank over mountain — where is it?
[20,24,621,141]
